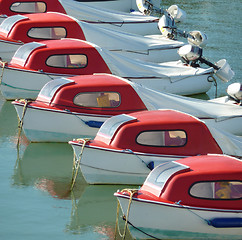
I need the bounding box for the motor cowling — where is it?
[227,83,242,102]
[167,5,186,22]
[158,15,176,38]
[187,31,208,47]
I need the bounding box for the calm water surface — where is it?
[0,0,241,239]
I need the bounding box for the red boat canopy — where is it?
[9,38,111,75]
[141,155,242,210]
[94,110,223,156]
[34,74,147,116]
[0,0,66,16]
[0,12,85,41]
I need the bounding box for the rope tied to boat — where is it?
[70,138,91,191]
[207,74,218,98]
[0,59,8,85]
[115,188,138,240]
[16,99,31,149]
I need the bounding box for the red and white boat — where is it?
[12,74,242,142]
[0,12,184,62]
[12,74,242,143]
[114,155,242,239]
[0,0,165,35]
[0,38,219,100]
[69,109,242,185]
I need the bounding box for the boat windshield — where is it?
[39,78,74,102]
[98,114,137,140]
[144,161,189,197]
[12,41,46,66]
[0,15,28,34]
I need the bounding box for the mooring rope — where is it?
[70,138,91,191]
[0,60,8,85]
[16,99,31,149]
[207,74,218,98]
[115,189,138,240]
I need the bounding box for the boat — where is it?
[60,0,161,13]
[114,155,242,239]
[58,0,163,35]
[0,38,227,100]
[0,0,66,23]
[12,74,242,143]
[69,108,242,185]
[0,0,166,35]
[0,12,184,62]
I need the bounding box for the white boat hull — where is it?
[0,40,22,62]
[0,67,70,100]
[13,104,109,142]
[70,143,186,185]
[0,65,212,100]
[129,73,212,96]
[116,195,242,239]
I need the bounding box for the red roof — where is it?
[0,0,66,16]
[9,38,111,75]
[94,110,223,155]
[34,74,147,115]
[2,12,85,41]
[158,155,242,209]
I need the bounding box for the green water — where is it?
[0,0,241,239]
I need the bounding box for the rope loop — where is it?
[115,189,138,240]
[70,138,91,191]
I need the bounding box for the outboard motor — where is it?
[178,44,235,82]
[158,15,207,47]
[158,14,176,39]
[167,5,186,22]
[136,0,162,15]
[227,83,242,104]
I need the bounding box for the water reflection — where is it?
[12,141,134,239]
[12,142,85,199]
[66,185,134,240]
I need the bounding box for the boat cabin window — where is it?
[136,130,186,147]
[46,54,87,69]
[144,161,189,196]
[74,92,121,108]
[28,27,67,40]
[12,41,46,66]
[190,181,242,200]
[10,2,46,13]
[0,15,28,34]
[39,78,74,101]
[98,114,137,140]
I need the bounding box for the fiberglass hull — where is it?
[13,103,109,142]
[116,194,242,239]
[70,142,187,185]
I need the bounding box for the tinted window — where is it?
[136,130,186,147]
[46,54,87,68]
[74,92,120,108]
[28,27,67,40]
[190,181,242,200]
[10,2,46,13]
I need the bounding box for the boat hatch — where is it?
[39,78,74,102]
[143,161,190,197]
[11,41,46,66]
[10,2,47,14]
[97,114,137,144]
[0,15,28,34]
